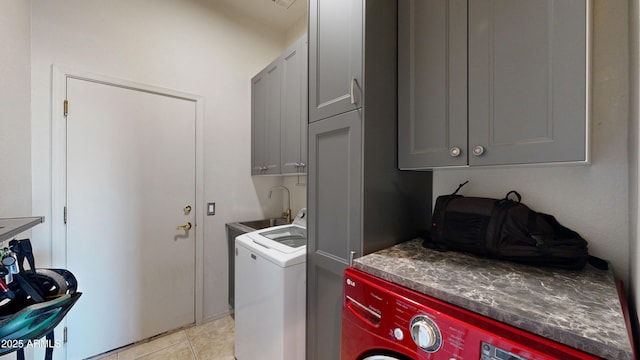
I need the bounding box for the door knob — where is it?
[176,222,192,231]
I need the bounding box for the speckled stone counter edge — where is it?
[353,239,633,360]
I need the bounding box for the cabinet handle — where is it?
[350,77,358,105]
[449,147,461,157]
[299,162,306,169]
[472,145,485,156]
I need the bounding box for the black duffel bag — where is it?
[424,182,605,270]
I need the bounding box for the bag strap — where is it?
[13,273,44,302]
[503,190,522,203]
[45,331,55,360]
[587,256,609,270]
[526,211,547,247]
[451,180,469,195]
[14,332,54,360]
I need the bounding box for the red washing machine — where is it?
[341,267,602,360]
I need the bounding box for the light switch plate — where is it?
[207,202,215,216]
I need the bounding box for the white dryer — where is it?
[234,223,306,360]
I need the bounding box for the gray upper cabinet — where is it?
[308,0,363,122]
[281,36,308,174]
[399,0,590,169]
[252,35,308,176]
[251,57,282,175]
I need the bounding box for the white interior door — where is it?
[65,77,197,359]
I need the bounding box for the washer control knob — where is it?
[410,315,442,353]
[414,322,437,348]
[393,328,404,341]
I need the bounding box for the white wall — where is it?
[0,3,31,359]
[1,0,31,218]
[30,0,299,322]
[434,1,631,285]
[284,175,307,217]
[286,14,308,46]
[629,0,640,341]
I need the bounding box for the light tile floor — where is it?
[92,316,235,360]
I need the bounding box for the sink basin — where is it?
[239,218,289,230]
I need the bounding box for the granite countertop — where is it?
[353,238,634,360]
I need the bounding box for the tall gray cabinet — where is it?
[306,1,432,359]
[399,0,590,168]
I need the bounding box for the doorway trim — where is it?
[51,65,205,325]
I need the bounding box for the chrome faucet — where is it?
[268,186,292,223]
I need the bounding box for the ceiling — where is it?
[217,0,307,31]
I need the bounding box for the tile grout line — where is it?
[185,330,198,360]
[106,316,234,359]
[117,330,188,360]
[131,334,183,360]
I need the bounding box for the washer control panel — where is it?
[481,342,529,360]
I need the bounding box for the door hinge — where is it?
[63,100,68,116]
[63,326,68,343]
[64,206,67,224]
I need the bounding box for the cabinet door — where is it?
[398,0,468,169]
[300,38,308,172]
[307,110,362,360]
[281,36,307,174]
[251,58,282,175]
[251,70,266,175]
[468,0,588,166]
[309,0,363,122]
[264,58,282,174]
